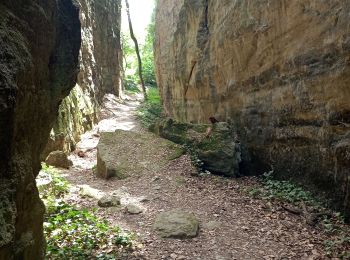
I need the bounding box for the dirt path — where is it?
[61,94,331,260]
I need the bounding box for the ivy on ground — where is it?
[247,171,350,258]
[40,164,135,259]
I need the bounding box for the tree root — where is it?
[281,202,332,226]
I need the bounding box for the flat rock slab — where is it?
[153,209,199,238]
[96,130,181,179]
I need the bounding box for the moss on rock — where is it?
[152,118,241,177]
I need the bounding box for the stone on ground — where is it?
[98,194,121,208]
[126,203,143,214]
[153,209,199,238]
[79,185,105,199]
[45,151,73,169]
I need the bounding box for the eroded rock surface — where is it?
[0,0,81,258]
[155,0,350,215]
[44,0,122,155]
[152,118,241,176]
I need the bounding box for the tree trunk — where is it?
[125,0,148,100]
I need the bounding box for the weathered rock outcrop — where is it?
[45,0,122,154]
[152,118,241,177]
[0,0,81,258]
[155,1,350,215]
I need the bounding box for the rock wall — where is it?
[0,0,81,258]
[155,1,350,214]
[45,0,122,154]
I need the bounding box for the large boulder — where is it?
[153,209,199,238]
[152,118,241,177]
[96,130,179,179]
[96,131,129,179]
[45,151,73,169]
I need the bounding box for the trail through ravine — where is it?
[60,93,333,260]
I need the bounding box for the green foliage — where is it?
[183,142,213,176]
[322,216,350,257]
[252,171,350,258]
[121,33,137,72]
[44,201,134,259]
[260,171,316,205]
[247,187,261,198]
[183,144,204,174]
[137,87,163,127]
[147,87,161,104]
[124,76,140,93]
[40,164,135,259]
[121,7,156,88]
[41,163,69,198]
[324,236,350,258]
[141,14,156,87]
[121,33,139,91]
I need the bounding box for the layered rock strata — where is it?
[45,0,122,154]
[0,0,81,258]
[155,0,350,215]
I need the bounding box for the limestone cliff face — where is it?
[155,1,350,214]
[0,0,81,258]
[45,0,122,154]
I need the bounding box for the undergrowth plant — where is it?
[41,163,70,198]
[39,164,135,259]
[247,171,350,258]
[183,143,208,176]
[44,202,134,259]
[137,87,163,128]
[260,171,319,206]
